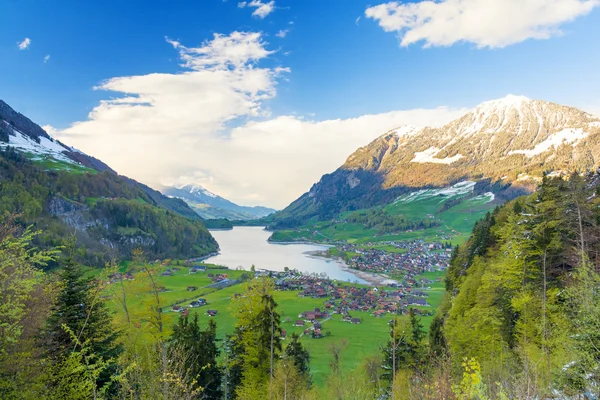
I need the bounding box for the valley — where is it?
[4,93,600,398]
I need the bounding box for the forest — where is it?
[344,208,440,234]
[0,147,218,266]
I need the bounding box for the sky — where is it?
[2,0,600,209]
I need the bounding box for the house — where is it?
[187,286,198,292]
[207,310,218,316]
[314,322,322,330]
[161,270,173,277]
[303,329,311,335]
[197,298,207,305]
[295,320,305,327]
[312,329,323,339]
[342,315,353,323]
[351,318,361,324]
[303,311,317,320]
[190,301,202,308]
[182,308,190,317]
[281,330,287,339]
[172,305,183,312]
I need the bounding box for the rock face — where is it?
[270,95,600,228]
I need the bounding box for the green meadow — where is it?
[271,188,496,247]
[104,264,446,387]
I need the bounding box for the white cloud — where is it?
[246,0,275,18]
[18,38,31,50]
[238,1,246,7]
[275,29,289,38]
[365,0,599,48]
[43,55,50,63]
[49,31,466,209]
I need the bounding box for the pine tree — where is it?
[168,313,222,399]
[284,333,311,386]
[44,254,122,394]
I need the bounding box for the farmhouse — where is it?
[207,310,218,316]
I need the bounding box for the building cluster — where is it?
[275,276,433,319]
[340,240,451,278]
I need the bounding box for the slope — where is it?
[269,95,600,229]
[0,100,218,266]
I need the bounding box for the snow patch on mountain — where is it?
[395,181,476,204]
[411,147,463,164]
[508,128,588,158]
[393,125,421,138]
[0,127,79,165]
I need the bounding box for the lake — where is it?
[204,226,366,283]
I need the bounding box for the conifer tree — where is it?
[44,253,122,394]
[168,314,222,399]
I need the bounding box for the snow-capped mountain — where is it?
[162,184,276,221]
[0,100,116,173]
[270,95,600,228]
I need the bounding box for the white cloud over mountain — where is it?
[366,0,599,48]
[52,31,465,208]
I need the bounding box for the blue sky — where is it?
[2,0,600,207]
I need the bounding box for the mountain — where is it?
[0,99,218,266]
[162,184,276,220]
[269,95,600,229]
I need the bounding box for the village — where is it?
[104,247,443,341]
[339,239,452,280]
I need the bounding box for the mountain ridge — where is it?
[0,99,218,265]
[162,184,276,220]
[269,95,600,229]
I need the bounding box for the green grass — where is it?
[26,153,97,174]
[271,190,496,247]
[103,263,446,387]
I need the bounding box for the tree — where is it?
[381,312,426,390]
[168,314,222,399]
[43,253,122,395]
[232,277,282,399]
[0,215,56,354]
[283,333,311,386]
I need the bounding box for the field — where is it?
[270,182,497,247]
[103,264,446,387]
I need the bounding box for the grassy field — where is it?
[103,264,447,387]
[271,187,496,247]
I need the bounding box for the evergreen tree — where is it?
[284,333,311,386]
[168,314,222,399]
[44,254,122,394]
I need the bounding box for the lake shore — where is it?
[304,250,397,287]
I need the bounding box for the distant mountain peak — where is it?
[163,184,276,220]
[476,94,532,110]
[175,183,218,198]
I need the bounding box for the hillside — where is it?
[269,95,600,229]
[434,172,600,396]
[162,184,276,220]
[270,180,498,246]
[0,100,218,265]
